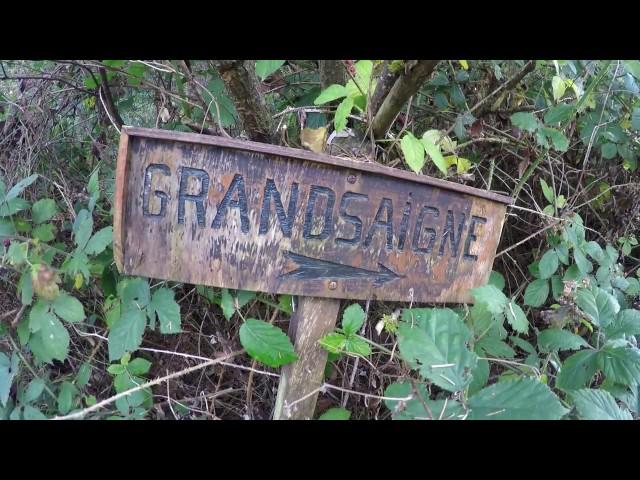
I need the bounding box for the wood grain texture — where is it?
[114,127,511,303]
[273,297,341,420]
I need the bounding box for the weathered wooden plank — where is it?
[114,126,512,303]
[273,297,341,420]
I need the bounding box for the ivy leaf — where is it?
[31,198,58,224]
[29,315,70,364]
[597,347,640,386]
[576,286,619,328]
[398,308,477,393]
[422,138,448,175]
[537,328,589,353]
[524,279,549,307]
[510,112,538,133]
[255,60,285,81]
[84,227,113,255]
[539,250,559,279]
[314,84,348,105]
[239,319,298,368]
[556,349,599,391]
[401,132,425,173]
[341,303,365,337]
[468,378,568,420]
[148,287,181,334]
[334,97,353,132]
[51,292,85,323]
[570,388,633,420]
[108,309,147,362]
[318,407,351,420]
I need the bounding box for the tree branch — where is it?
[371,60,440,140]
[369,61,399,117]
[98,67,124,128]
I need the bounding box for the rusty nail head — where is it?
[347,174,356,184]
[328,281,337,290]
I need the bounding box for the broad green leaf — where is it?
[524,279,549,307]
[118,278,150,310]
[401,132,425,173]
[127,358,152,376]
[537,328,588,353]
[75,363,91,388]
[84,227,113,255]
[5,174,38,201]
[343,337,372,357]
[32,223,55,242]
[108,308,146,362]
[52,292,85,323]
[584,241,605,263]
[540,178,555,204]
[384,382,464,420]
[0,218,17,237]
[544,128,569,152]
[342,303,365,337]
[31,198,58,224]
[220,288,235,321]
[255,60,285,80]
[149,287,181,334]
[107,364,127,375]
[0,353,19,407]
[470,284,508,315]
[318,332,347,354]
[345,60,374,97]
[25,378,46,403]
[314,84,348,105]
[468,378,568,420]
[510,336,536,355]
[422,129,442,145]
[576,286,619,328]
[398,308,477,392]
[468,357,490,396]
[505,301,529,334]
[235,290,256,309]
[556,349,599,390]
[334,96,353,132]
[510,112,538,133]
[422,138,448,175]
[539,250,559,279]
[318,407,351,420]
[458,60,469,70]
[28,301,53,333]
[57,381,77,415]
[605,309,640,339]
[489,271,505,291]
[476,336,516,358]
[0,197,30,217]
[239,319,298,368]
[73,209,93,250]
[551,275,563,300]
[601,143,617,159]
[625,60,640,80]
[544,103,575,124]
[20,270,33,306]
[22,405,47,420]
[570,388,633,420]
[29,315,70,364]
[597,347,640,386]
[552,75,566,101]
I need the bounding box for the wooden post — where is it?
[273,297,341,420]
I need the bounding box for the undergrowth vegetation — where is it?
[1,59,639,419]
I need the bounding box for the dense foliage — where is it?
[1,59,639,420]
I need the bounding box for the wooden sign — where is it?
[114,127,512,304]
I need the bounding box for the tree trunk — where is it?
[319,60,345,90]
[371,60,440,140]
[213,60,275,143]
[369,61,399,117]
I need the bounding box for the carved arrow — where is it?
[280,251,403,287]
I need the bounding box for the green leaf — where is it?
[505,301,529,334]
[149,287,181,333]
[22,405,47,420]
[52,292,85,323]
[318,332,347,354]
[29,315,70,364]
[597,347,640,386]
[401,132,425,173]
[84,226,113,255]
[0,218,17,237]
[314,84,348,105]
[318,407,351,420]
[468,378,568,420]
[468,358,490,396]
[119,278,150,310]
[584,241,605,263]
[384,382,464,420]
[476,337,516,358]
[544,103,575,124]
[625,60,640,80]
[255,60,285,80]
[220,288,235,321]
[470,284,508,315]
[539,250,559,279]
[334,97,353,132]
[343,337,372,357]
[489,271,505,291]
[5,174,38,201]
[32,223,55,242]
[20,270,33,306]
[73,209,93,250]
[524,279,549,307]
[422,138,448,175]
[605,309,640,339]
[108,308,146,362]
[552,76,566,101]
[571,388,633,420]
[556,350,599,391]
[576,286,619,328]
[544,128,569,152]
[510,112,539,133]
[551,275,563,300]
[537,328,588,353]
[127,358,152,376]
[0,353,19,407]
[342,303,365,337]
[601,143,617,160]
[25,378,46,403]
[107,364,127,375]
[632,108,640,131]
[239,319,298,368]
[57,381,77,415]
[31,199,58,224]
[398,308,477,392]
[75,363,91,388]
[540,178,555,204]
